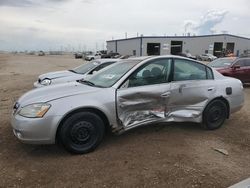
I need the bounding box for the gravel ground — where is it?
[0,54,249,188]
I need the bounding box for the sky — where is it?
[0,0,249,51]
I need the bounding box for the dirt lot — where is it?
[0,54,249,187]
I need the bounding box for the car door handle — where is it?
[161,92,170,98]
[208,87,215,91]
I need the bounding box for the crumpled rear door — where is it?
[167,80,216,121]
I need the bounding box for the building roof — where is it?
[107,34,250,42]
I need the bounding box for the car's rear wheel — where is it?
[203,99,227,130]
[59,112,105,154]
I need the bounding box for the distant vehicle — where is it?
[97,50,107,55]
[198,54,217,61]
[101,52,120,59]
[34,59,118,87]
[208,57,250,83]
[38,51,45,56]
[74,52,83,59]
[27,51,36,55]
[177,52,197,60]
[12,55,244,154]
[85,53,102,61]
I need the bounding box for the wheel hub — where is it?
[70,121,93,144]
[209,106,222,123]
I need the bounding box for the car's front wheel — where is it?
[203,99,228,130]
[59,112,105,154]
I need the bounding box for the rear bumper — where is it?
[229,93,244,114]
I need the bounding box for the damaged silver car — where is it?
[11,56,244,154]
[34,59,118,87]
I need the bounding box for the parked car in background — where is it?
[120,55,133,59]
[177,52,197,60]
[38,51,45,56]
[208,57,250,83]
[74,52,83,59]
[12,55,244,154]
[85,53,101,61]
[101,52,120,58]
[34,59,118,87]
[198,54,217,61]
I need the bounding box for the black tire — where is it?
[203,99,227,130]
[59,112,105,154]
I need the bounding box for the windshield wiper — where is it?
[78,79,96,86]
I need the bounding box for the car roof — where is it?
[129,55,197,61]
[238,57,250,60]
[216,57,237,61]
[122,55,206,66]
[92,59,119,64]
[128,56,152,61]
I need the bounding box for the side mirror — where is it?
[232,64,240,69]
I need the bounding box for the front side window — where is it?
[122,58,172,88]
[173,59,207,81]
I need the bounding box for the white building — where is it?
[106,34,250,57]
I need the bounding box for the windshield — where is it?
[72,61,99,74]
[208,58,236,68]
[84,60,140,88]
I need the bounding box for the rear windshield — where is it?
[72,61,100,74]
[208,58,236,68]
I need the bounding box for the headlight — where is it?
[18,103,51,118]
[40,79,51,86]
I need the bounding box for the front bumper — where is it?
[11,113,63,145]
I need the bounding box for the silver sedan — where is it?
[11,55,244,154]
[34,59,118,87]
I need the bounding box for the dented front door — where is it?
[116,58,172,129]
[117,83,171,129]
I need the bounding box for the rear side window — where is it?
[173,59,209,81]
[206,67,213,79]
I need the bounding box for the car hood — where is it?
[18,82,101,106]
[39,70,78,80]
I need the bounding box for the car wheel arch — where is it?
[203,96,230,120]
[55,107,110,143]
